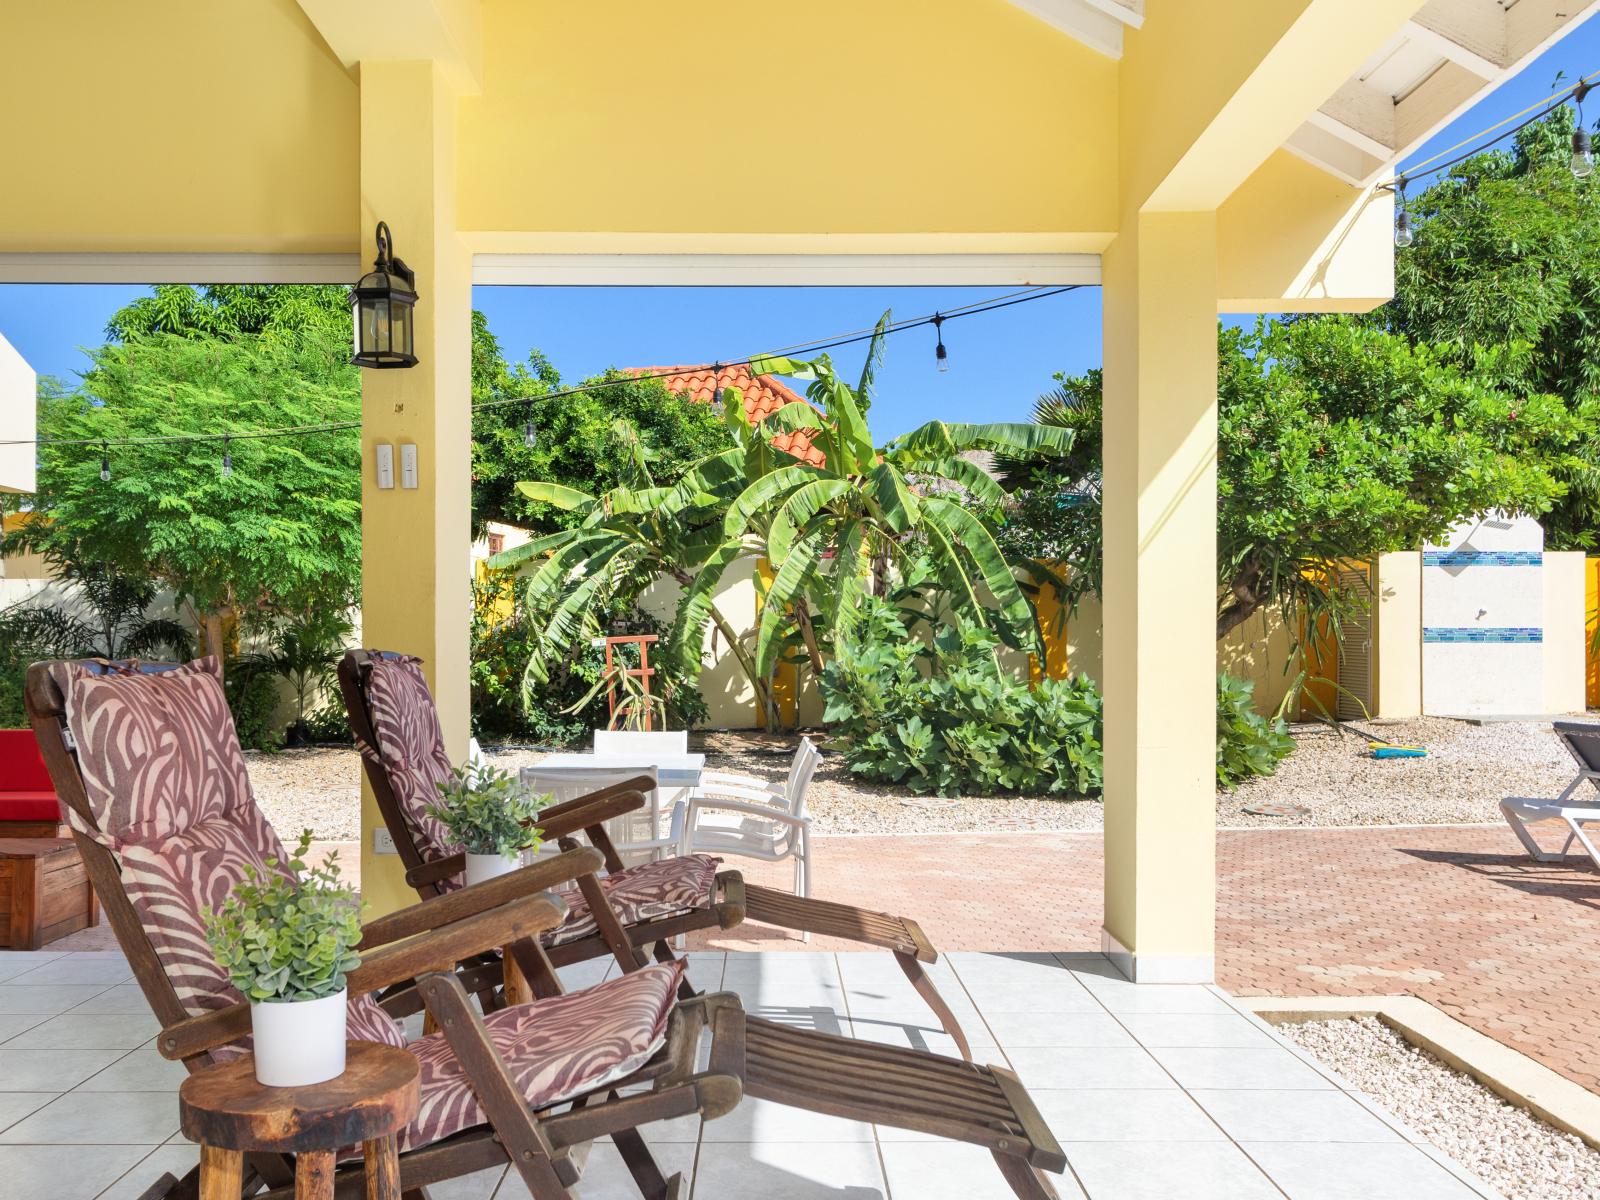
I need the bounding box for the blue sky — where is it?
[3,16,1597,438]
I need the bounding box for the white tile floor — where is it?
[0,948,1506,1200]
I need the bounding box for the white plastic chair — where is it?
[1501,720,1600,871]
[680,737,820,901]
[520,764,682,867]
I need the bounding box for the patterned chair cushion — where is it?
[62,657,405,1057]
[545,854,720,946]
[400,960,684,1153]
[362,655,463,888]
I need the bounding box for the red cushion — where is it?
[0,730,55,792]
[0,793,62,822]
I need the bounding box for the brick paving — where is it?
[689,824,1600,1095]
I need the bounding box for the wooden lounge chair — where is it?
[28,656,1068,1200]
[338,648,974,1059]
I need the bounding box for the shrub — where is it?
[427,763,550,858]
[471,576,705,744]
[821,600,1103,798]
[204,831,362,1002]
[226,663,283,752]
[1216,672,1295,787]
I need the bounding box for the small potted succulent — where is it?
[204,831,363,1087]
[427,763,550,886]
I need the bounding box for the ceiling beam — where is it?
[1004,0,1140,59]
[296,0,482,90]
[1404,15,1503,78]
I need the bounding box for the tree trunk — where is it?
[199,610,229,675]
[1215,558,1267,641]
[792,604,825,675]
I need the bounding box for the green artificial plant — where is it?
[204,831,363,1003]
[427,764,550,860]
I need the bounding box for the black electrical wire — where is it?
[3,284,1081,450]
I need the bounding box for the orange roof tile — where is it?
[635,364,826,468]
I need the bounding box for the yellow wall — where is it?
[457,0,1117,241]
[1374,551,1422,719]
[1544,551,1587,715]
[0,0,358,255]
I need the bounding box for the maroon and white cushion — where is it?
[399,960,684,1152]
[546,854,720,946]
[61,658,405,1058]
[362,655,463,889]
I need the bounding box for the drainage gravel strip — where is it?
[1283,1016,1600,1200]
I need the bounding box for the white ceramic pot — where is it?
[250,988,347,1088]
[464,851,521,887]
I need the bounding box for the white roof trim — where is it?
[1004,0,1140,59]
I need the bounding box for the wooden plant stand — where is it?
[179,1042,419,1200]
[0,836,98,949]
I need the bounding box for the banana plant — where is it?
[673,318,1079,685]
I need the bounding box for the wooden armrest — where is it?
[536,789,649,842]
[377,846,603,946]
[406,853,467,888]
[158,892,569,1061]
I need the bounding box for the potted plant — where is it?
[204,831,363,1087]
[427,763,550,885]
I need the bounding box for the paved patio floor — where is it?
[685,824,1600,1095]
[0,946,1503,1199]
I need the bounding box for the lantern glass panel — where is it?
[390,299,411,360]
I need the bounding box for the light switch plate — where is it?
[374,442,395,489]
[399,443,419,489]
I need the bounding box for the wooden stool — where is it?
[179,1042,419,1200]
[0,836,98,949]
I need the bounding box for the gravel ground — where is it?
[1223,717,1577,827]
[1283,1017,1600,1200]
[245,716,1581,841]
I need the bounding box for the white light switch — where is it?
[399,443,419,489]
[374,442,395,489]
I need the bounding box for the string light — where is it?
[1573,81,1594,178]
[932,314,949,373]
[523,420,537,448]
[1394,179,1414,248]
[3,286,1081,472]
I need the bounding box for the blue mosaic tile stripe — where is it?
[1423,550,1543,567]
[1423,627,1544,644]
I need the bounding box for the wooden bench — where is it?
[0,837,99,949]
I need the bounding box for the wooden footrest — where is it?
[741,1016,1066,1173]
[742,884,935,962]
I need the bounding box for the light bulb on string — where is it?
[221,435,233,478]
[1394,179,1414,248]
[1573,82,1594,178]
[524,420,537,449]
[932,314,949,373]
[99,442,110,482]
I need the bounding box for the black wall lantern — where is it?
[350,221,419,369]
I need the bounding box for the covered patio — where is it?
[0,946,1501,1199]
[3,1,1596,1198]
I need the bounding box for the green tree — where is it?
[1001,317,1582,642]
[106,284,350,342]
[5,330,363,660]
[470,356,733,537]
[1375,102,1600,546]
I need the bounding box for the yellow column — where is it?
[358,60,473,916]
[1099,211,1219,982]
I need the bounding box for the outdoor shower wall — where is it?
[1422,515,1545,717]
